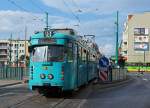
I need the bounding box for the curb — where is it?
[93,77,133,90]
[0,82,22,88]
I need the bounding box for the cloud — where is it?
[99,44,115,57]
[0,10,74,39]
[1,0,150,56]
[41,0,150,14]
[0,9,117,56]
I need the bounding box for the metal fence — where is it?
[111,68,127,81]
[0,67,29,80]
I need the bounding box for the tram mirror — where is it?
[28,46,32,53]
[64,49,67,53]
[28,46,34,53]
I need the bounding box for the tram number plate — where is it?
[38,38,56,44]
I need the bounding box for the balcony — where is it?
[0,58,8,61]
[0,53,8,55]
[0,46,8,49]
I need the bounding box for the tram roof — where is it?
[31,32,76,40]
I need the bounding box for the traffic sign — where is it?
[99,56,109,67]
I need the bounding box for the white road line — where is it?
[143,78,148,81]
[0,92,15,97]
[3,84,26,89]
[77,99,87,108]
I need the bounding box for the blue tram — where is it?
[28,28,100,93]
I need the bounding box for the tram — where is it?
[28,28,100,93]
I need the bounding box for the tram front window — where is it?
[32,46,48,62]
[47,45,64,62]
[32,45,64,62]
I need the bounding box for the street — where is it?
[82,73,150,108]
[0,73,150,108]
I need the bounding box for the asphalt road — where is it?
[82,73,150,108]
[0,73,150,108]
[0,84,35,108]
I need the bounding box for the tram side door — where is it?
[76,44,79,87]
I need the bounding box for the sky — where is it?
[0,0,150,56]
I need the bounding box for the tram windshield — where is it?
[32,45,64,62]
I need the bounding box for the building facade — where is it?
[0,40,9,66]
[122,12,150,64]
[0,39,29,67]
[10,40,29,67]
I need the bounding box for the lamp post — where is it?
[115,11,119,65]
[144,50,146,72]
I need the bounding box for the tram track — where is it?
[7,91,86,108]
[8,93,42,108]
[8,92,67,108]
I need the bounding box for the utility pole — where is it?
[44,12,50,37]
[144,51,145,64]
[116,11,119,65]
[144,50,146,72]
[46,12,49,29]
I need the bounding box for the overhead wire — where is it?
[71,0,82,12]
[71,0,79,9]
[29,0,45,13]
[7,0,29,12]
[7,0,44,23]
[7,0,45,32]
[62,0,80,23]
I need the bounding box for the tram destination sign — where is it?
[38,38,56,44]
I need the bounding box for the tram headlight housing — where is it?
[48,74,53,80]
[40,74,46,79]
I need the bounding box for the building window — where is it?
[124,51,127,54]
[134,28,149,35]
[124,42,127,45]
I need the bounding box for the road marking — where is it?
[77,99,87,108]
[143,78,148,81]
[3,84,25,89]
[0,92,15,97]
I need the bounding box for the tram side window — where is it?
[90,53,96,62]
[73,44,78,60]
[78,46,82,62]
[67,42,73,62]
[82,49,87,62]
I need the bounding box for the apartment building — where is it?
[11,40,29,67]
[122,12,150,64]
[0,40,9,66]
[0,39,29,67]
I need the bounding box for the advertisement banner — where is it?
[134,36,149,42]
[134,42,149,51]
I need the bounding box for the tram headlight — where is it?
[48,74,53,80]
[31,66,34,72]
[40,74,46,79]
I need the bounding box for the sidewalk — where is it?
[0,80,22,88]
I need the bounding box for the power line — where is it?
[71,0,79,9]
[71,0,82,12]
[62,0,80,23]
[29,0,45,13]
[7,0,29,12]
[7,0,44,24]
